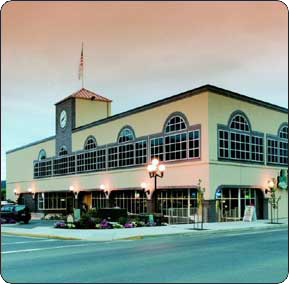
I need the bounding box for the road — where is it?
[1,228,288,283]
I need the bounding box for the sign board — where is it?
[148,214,154,223]
[278,169,288,190]
[243,206,257,222]
[73,209,81,221]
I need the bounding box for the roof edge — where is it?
[6,135,55,155]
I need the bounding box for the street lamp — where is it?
[147,158,165,195]
[265,178,281,224]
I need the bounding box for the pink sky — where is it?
[1,1,288,179]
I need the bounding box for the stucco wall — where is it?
[75,99,111,128]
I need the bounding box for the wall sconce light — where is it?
[265,179,275,195]
[145,189,150,196]
[141,182,147,189]
[27,188,36,199]
[14,189,19,196]
[69,185,78,199]
[100,184,109,198]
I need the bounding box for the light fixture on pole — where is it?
[141,182,150,196]
[147,158,165,194]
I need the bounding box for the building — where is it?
[6,85,288,222]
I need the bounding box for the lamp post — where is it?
[265,179,281,224]
[147,159,165,213]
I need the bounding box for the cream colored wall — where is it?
[72,93,209,162]
[6,139,55,201]
[208,91,288,162]
[208,91,288,217]
[75,99,110,128]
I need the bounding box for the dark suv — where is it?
[1,204,31,224]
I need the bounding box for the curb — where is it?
[2,223,287,242]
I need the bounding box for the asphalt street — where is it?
[1,228,288,283]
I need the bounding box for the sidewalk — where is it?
[1,219,287,241]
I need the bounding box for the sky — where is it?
[1,1,288,180]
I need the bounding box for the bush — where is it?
[118,216,128,225]
[96,208,127,221]
[112,222,123,229]
[100,219,112,229]
[54,221,66,228]
[78,213,95,229]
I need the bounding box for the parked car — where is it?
[1,204,31,224]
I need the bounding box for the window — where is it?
[219,130,229,158]
[54,155,75,175]
[84,137,97,150]
[165,115,187,133]
[230,132,250,160]
[165,133,187,161]
[108,146,118,168]
[150,137,164,161]
[279,125,288,139]
[155,189,197,217]
[34,160,52,178]
[267,123,288,165]
[59,146,68,156]
[119,144,134,167]
[135,140,147,165]
[112,191,147,214]
[38,193,44,209]
[218,111,264,163]
[251,136,264,162]
[92,191,106,209]
[41,192,67,210]
[38,149,46,160]
[229,114,250,132]
[188,130,200,159]
[118,128,134,143]
[97,148,106,170]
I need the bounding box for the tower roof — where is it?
[55,88,112,105]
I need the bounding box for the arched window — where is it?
[38,149,46,160]
[118,127,135,143]
[84,136,97,150]
[59,146,68,156]
[278,124,288,140]
[164,115,187,133]
[218,111,264,162]
[229,114,250,132]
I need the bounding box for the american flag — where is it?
[79,43,84,81]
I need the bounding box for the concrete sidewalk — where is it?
[1,219,287,241]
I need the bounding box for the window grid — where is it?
[112,191,147,214]
[230,132,250,160]
[165,116,187,133]
[279,126,288,140]
[219,130,229,158]
[97,149,106,170]
[39,192,67,210]
[84,138,97,150]
[119,144,134,167]
[165,132,187,161]
[150,137,164,161]
[267,139,279,164]
[279,141,288,165]
[118,128,134,143]
[92,191,107,209]
[108,146,118,168]
[59,147,68,156]
[135,140,147,165]
[188,130,200,159]
[54,155,75,175]
[251,136,264,162]
[229,115,250,132]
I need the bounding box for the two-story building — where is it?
[6,85,288,222]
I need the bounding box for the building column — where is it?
[202,200,217,222]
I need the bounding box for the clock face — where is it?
[60,110,67,128]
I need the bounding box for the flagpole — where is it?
[82,42,84,88]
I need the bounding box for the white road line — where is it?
[1,235,47,240]
[2,239,57,245]
[2,243,94,254]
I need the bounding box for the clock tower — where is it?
[55,88,112,156]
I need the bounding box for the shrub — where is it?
[100,219,112,229]
[79,214,95,229]
[96,208,127,221]
[124,223,134,228]
[118,216,128,225]
[112,223,123,229]
[54,221,66,228]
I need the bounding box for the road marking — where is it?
[2,243,94,254]
[2,239,57,245]
[1,235,47,240]
[225,228,287,237]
